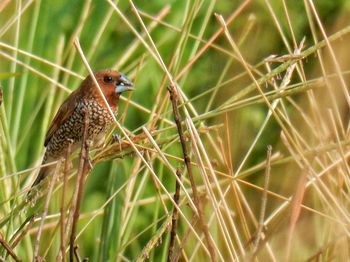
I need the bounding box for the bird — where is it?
[29,69,133,192]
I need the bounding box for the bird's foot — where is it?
[87,157,93,171]
[112,133,121,143]
[112,133,123,158]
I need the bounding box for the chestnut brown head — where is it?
[88,70,134,108]
[95,70,133,94]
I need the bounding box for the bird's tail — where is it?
[27,156,52,197]
[31,164,51,188]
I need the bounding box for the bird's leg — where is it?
[112,133,121,143]
[65,138,74,170]
[86,158,93,172]
[112,133,123,158]
[85,139,93,171]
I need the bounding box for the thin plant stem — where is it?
[69,109,90,262]
[252,146,272,256]
[167,84,217,262]
[0,232,21,262]
[33,160,61,261]
[167,167,182,262]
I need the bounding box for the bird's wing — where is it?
[44,89,81,146]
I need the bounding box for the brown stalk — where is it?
[73,246,82,262]
[59,141,73,262]
[172,215,199,262]
[285,170,307,261]
[167,84,216,262]
[0,232,21,262]
[167,167,182,262]
[0,87,2,105]
[69,109,90,262]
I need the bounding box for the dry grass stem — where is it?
[0,232,21,262]
[252,146,272,256]
[59,141,73,262]
[285,171,308,261]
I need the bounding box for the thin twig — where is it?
[252,145,272,256]
[69,109,90,262]
[167,84,217,262]
[144,150,168,212]
[167,167,182,262]
[172,215,199,262]
[59,140,73,262]
[142,127,197,214]
[33,160,62,261]
[0,232,21,262]
[9,215,35,250]
[285,169,308,261]
[73,246,82,262]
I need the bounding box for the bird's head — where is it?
[90,70,134,109]
[96,70,134,94]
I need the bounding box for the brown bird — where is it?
[30,69,133,190]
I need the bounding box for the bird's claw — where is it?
[112,133,121,143]
[84,157,93,172]
[112,133,123,158]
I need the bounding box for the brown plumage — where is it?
[30,69,133,189]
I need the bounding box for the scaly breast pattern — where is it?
[45,99,114,159]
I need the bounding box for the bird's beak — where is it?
[116,74,134,93]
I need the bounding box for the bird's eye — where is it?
[103,76,113,83]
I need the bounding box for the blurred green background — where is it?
[1,0,350,261]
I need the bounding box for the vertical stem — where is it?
[167,167,182,261]
[0,232,21,262]
[167,85,217,262]
[253,145,272,257]
[69,109,90,262]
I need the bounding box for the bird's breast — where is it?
[45,100,114,159]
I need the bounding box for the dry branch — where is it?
[0,232,21,262]
[69,109,90,262]
[92,129,153,163]
[167,84,217,262]
[73,246,82,262]
[167,167,182,261]
[171,215,199,262]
